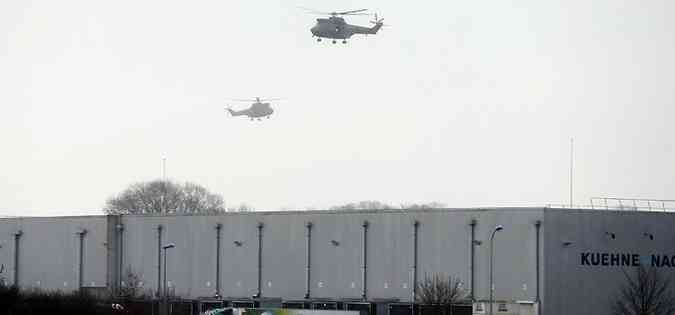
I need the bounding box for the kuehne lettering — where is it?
[581,252,590,265]
[591,253,600,266]
[621,253,631,266]
[602,253,609,266]
[611,254,620,266]
[632,254,640,266]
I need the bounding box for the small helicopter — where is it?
[226,97,279,121]
[306,8,385,44]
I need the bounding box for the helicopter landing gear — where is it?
[332,40,337,44]
[342,40,347,44]
[317,38,322,42]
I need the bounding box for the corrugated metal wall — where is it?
[544,209,675,315]
[0,216,108,291]
[0,208,543,303]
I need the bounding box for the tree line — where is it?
[104,179,446,215]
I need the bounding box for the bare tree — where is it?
[119,267,142,299]
[329,200,395,210]
[329,201,446,211]
[612,266,675,315]
[416,273,468,315]
[228,203,254,212]
[401,202,447,210]
[104,180,227,214]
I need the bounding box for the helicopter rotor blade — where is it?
[230,98,283,102]
[298,6,333,15]
[339,13,370,16]
[338,9,368,15]
[300,7,369,16]
[304,12,369,16]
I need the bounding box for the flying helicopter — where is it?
[226,97,279,121]
[305,8,385,44]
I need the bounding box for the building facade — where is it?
[1,208,674,315]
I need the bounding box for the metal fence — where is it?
[546,197,675,212]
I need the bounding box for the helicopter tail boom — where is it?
[368,22,382,34]
[226,107,246,116]
[350,20,382,36]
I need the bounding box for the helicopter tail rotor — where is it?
[366,14,386,34]
[370,13,385,25]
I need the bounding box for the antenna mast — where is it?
[569,138,574,208]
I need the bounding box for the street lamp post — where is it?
[162,243,175,315]
[489,225,504,315]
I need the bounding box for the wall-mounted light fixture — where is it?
[644,233,654,240]
[562,240,573,246]
[605,232,616,239]
[162,243,175,250]
[330,240,340,246]
[233,240,243,247]
[472,240,483,246]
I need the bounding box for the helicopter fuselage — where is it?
[310,17,381,40]
[227,102,274,119]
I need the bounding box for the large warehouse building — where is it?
[1,207,675,315]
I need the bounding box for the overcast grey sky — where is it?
[1,0,674,216]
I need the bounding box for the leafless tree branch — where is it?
[612,266,675,315]
[416,273,468,315]
[104,180,232,215]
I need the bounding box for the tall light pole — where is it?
[162,243,175,315]
[0,244,4,286]
[489,225,504,315]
